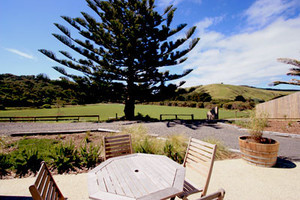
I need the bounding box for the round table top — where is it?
[88,153,185,200]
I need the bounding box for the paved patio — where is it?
[1,158,299,200]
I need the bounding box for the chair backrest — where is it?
[29,161,65,200]
[197,188,225,200]
[103,134,133,160]
[183,137,217,196]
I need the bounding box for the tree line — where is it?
[0,73,188,108]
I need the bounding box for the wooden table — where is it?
[88,153,185,200]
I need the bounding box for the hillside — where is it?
[187,84,297,102]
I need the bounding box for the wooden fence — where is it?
[255,92,300,119]
[0,115,100,122]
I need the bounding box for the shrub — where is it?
[197,102,204,108]
[234,95,246,102]
[51,140,81,174]
[79,142,101,168]
[188,102,197,107]
[223,102,232,110]
[0,104,5,110]
[0,153,12,178]
[14,149,43,177]
[41,104,51,109]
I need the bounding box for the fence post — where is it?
[160,114,162,121]
[191,114,194,121]
[175,115,178,120]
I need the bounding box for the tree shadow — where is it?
[273,157,297,169]
[166,119,227,130]
[0,196,32,200]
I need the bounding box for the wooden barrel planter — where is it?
[239,136,279,167]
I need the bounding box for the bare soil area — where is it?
[265,120,300,134]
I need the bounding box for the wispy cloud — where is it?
[5,48,34,59]
[157,0,202,8]
[244,0,297,29]
[195,16,224,33]
[180,16,300,87]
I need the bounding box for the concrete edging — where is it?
[219,122,300,139]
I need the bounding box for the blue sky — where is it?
[1,0,300,90]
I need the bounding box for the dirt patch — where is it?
[265,120,300,134]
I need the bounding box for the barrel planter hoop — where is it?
[238,136,279,167]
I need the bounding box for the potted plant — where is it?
[238,112,280,167]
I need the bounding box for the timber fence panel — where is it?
[256,92,300,119]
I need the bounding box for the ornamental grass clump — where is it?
[248,111,269,143]
[164,134,188,164]
[122,125,164,155]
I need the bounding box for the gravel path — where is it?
[1,121,299,160]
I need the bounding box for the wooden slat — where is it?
[189,146,213,160]
[104,134,132,160]
[188,148,212,162]
[190,142,214,154]
[29,162,65,200]
[191,138,216,148]
[109,160,134,197]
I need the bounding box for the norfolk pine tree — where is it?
[39,0,200,119]
[271,57,300,86]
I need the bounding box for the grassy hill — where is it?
[187,84,297,102]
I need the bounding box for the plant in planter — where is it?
[239,111,280,167]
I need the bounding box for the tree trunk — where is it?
[124,81,135,120]
[124,97,135,120]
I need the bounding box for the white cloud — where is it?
[5,48,34,59]
[180,16,300,87]
[244,0,297,28]
[195,16,224,33]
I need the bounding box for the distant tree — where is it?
[271,57,300,86]
[234,95,246,102]
[39,0,199,119]
[188,92,211,102]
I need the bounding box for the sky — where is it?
[1,0,300,90]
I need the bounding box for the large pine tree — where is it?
[40,0,200,119]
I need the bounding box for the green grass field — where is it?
[0,103,249,121]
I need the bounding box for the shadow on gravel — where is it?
[0,196,32,200]
[166,120,228,130]
[273,157,297,169]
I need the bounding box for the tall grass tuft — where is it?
[202,138,232,160]
[121,125,164,155]
[164,135,188,164]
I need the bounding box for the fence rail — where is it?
[0,115,100,122]
[160,114,194,121]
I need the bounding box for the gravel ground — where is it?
[1,121,300,160]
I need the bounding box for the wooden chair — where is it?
[103,134,133,160]
[29,161,65,200]
[196,188,225,200]
[178,138,217,199]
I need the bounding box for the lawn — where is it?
[0,103,249,121]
